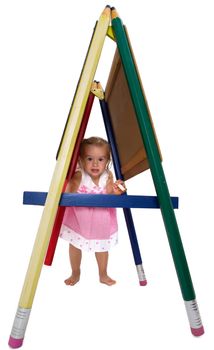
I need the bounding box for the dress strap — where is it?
[99,170,109,188]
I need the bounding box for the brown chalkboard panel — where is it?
[105,39,161,181]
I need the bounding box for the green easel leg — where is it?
[111,7,204,336]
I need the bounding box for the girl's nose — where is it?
[93,159,98,166]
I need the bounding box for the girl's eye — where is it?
[98,158,105,162]
[86,157,93,161]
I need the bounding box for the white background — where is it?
[1,0,214,349]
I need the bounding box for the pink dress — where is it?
[60,170,118,252]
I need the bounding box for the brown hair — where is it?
[79,136,111,161]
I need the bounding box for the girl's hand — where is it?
[113,179,127,195]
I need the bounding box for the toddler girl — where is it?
[60,136,126,286]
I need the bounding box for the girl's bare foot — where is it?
[64,272,80,286]
[99,274,116,286]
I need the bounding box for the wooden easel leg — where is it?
[111,9,204,335]
[99,96,147,285]
[9,7,111,347]
[44,91,95,265]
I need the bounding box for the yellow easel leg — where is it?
[9,6,110,348]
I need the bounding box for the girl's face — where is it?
[80,145,109,183]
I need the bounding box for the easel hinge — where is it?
[107,26,115,41]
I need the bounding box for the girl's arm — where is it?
[65,171,82,193]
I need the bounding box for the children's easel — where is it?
[8,6,204,348]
